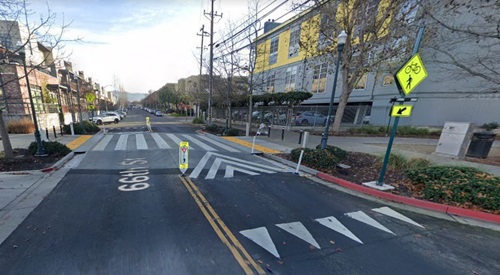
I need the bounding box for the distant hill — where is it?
[127,92,147,102]
[110,91,147,102]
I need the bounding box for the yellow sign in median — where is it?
[179,141,189,174]
[396,53,427,95]
[391,105,413,117]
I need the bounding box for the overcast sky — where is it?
[27,0,298,93]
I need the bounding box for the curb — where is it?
[316,172,500,224]
[41,151,75,173]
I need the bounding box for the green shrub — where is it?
[192,117,204,124]
[7,118,35,134]
[347,126,383,135]
[204,124,223,135]
[405,166,500,211]
[291,147,338,170]
[481,122,499,131]
[63,121,99,135]
[224,128,240,136]
[315,145,348,161]
[397,126,430,136]
[28,141,71,157]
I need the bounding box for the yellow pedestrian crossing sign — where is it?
[396,53,427,95]
[391,105,413,117]
[179,141,189,174]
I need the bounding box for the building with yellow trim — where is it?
[251,1,499,127]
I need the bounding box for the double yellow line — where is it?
[179,176,265,275]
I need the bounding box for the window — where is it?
[318,14,332,50]
[284,66,297,92]
[311,62,328,93]
[382,75,394,86]
[0,34,13,49]
[355,74,368,90]
[269,36,279,65]
[288,26,300,58]
[266,71,276,92]
[30,85,45,113]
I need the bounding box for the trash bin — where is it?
[466,132,497,158]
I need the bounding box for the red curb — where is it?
[317,172,500,224]
[41,166,56,173]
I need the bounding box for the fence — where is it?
[213,104,375,130]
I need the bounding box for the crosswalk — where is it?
[91,133,241,152]
[239,207,425,259]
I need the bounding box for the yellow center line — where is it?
[222,137,281,154]
[65,135,93,150]
[179,176,265,275]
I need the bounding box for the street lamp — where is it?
[18,49,47,156]
[321,30,347,150]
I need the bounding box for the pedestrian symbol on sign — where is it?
[179,142,189,175]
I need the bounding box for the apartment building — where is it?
[251,1,499,127]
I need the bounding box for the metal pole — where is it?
[321,44,344,149]
[208,0,214,125]
[20,53,46,156]
[377,25,426,186]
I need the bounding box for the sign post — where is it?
[179,141,189,176]
[365,25,427,189]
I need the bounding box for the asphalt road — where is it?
[0,109,498,274]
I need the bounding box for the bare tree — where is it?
[420,0,499,86]
[0,0,73,158]
[304,0,419,132]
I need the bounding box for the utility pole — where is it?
[204,0,222,125]
[197,25,209,119]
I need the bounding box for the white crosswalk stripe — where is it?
[181,134,216,151]
[115,134,128,150]
[136,134,148,150]
[196,134,240,152]
[90,133,245,152]
[93,134,113,151]
[151,133,171,149]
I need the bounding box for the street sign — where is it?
[85,92,95,103]
[179,141,189,175]
[391,105,413,117]
[396,53,427,95]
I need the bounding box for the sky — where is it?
[27,0,299,94]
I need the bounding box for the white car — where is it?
[106,111,123,120]
[91,113,120,125]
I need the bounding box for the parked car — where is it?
[91,113,121,125]
[294,111,327,126]
[155,110,163,116]
[105,111,124,120]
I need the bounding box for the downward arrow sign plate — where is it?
[391,105,413,117]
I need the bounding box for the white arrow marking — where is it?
[315,216,363,244]
[206,158,222,179]
[205,158,276,179]
[196,134,240,152]
[115,134,128,150]
[276,222,320,249]
[93,134,113,151]
[189,152,212,179]
[136,134,148,150]
[240,227,280,258]
[225,165,259,178]
[151,133,171,149]
[182,134,216,151]
[372,207,424,228]
[345,211,395,235]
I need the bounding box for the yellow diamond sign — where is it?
[396,53,427,95]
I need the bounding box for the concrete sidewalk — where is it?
[223,123,500,177]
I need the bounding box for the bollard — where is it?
[298,129,303,144]
[70,122,75,136]
[60,125,64,136]
[46,128,49,141]
[53,125,57,139]
[268,126,271,138]
[281,127,285,141]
